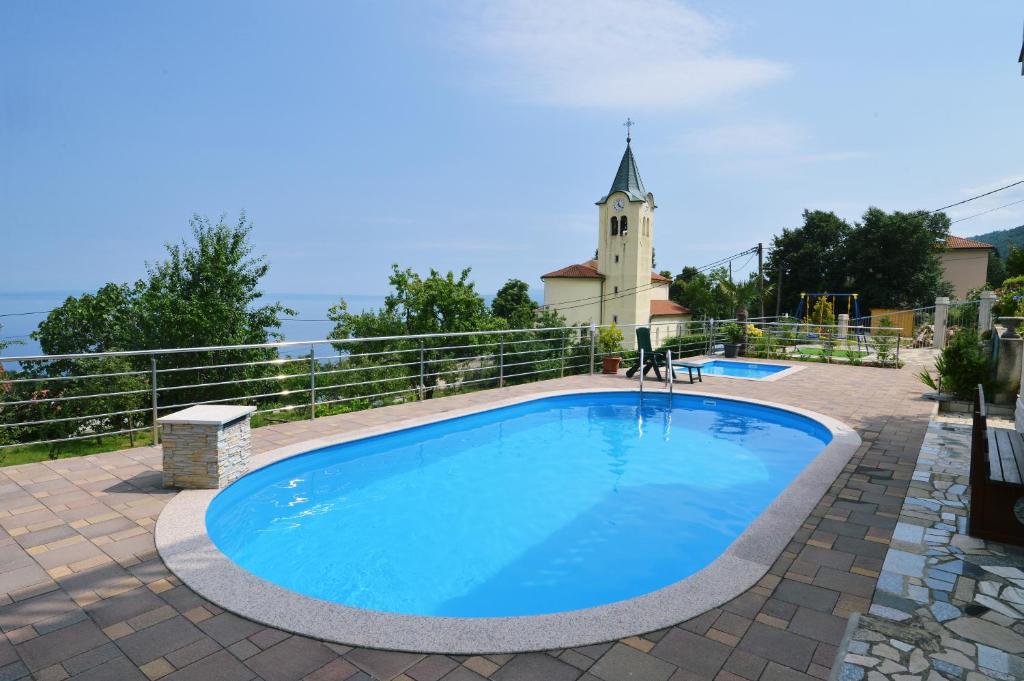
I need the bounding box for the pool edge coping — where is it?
[155,385,861,654]
[671,357,806,382]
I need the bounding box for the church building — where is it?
[541,136,690,348]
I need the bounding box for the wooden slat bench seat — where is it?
[969,385,1024,546]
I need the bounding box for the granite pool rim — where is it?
[672,357,806,382]
[155,385,861,654]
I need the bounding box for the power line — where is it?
[950,197,1024,224]
[931,178,1024,213]
[0,310,54,318]
[541,246,762,315]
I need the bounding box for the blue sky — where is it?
[2,1,1023,298]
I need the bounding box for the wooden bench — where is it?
[969,385,1024,546]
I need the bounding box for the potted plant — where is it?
[597,324,625,373]
[722,322,744,358]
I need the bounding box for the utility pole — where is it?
[757,243,764,319]
[775,260,783,317]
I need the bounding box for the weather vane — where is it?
[623,117,635,143]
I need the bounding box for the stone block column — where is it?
[979,290,996,333]
[158,405,255,489]
[933,297,949,350]
[837,313,849,339]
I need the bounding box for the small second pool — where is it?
[681,359,791,380]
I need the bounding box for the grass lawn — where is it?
[797,347,868,359]
[0,431,156,468]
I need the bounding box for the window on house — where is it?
[613,315,618,324]
[614,254,619,263]
[613,286,618,293]
[610,217,618,236]
[620,216,628,236]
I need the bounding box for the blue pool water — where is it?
[683,360,790,379]
[207,392,830,618]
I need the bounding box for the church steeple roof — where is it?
[596,141,649,205]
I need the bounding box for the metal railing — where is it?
[0,321,713,453]
[0,317,905,455]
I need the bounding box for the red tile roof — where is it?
[541,261,603,279]
[541,259,674,283]
[946,235,994,249]
[650,300,690,316]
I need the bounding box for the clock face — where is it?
[613,199,624,211]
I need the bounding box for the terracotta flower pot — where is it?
[602,356,622,374]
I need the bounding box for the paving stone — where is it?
[114,615,206,665]
[491,653,581,681]
[812,567,876,598]
[787,608,848,645]
[302,658,360,681]
[408,655,460,681]
[197,612,264,646]
[164,649,256,681]
[722,648,768,680]
[440,668,488,681]
[589,643,675,681]
[737,622,818,671]
[245,636,338,681]
[15,618,109,671]
[69,655,148,681]
[85,585,166,628]
[774,580,841,613]
[651,629,730,678]
[946,617,1024,653]
[61,642,124,676]
[760,662,818,681]
[345,646,423,679]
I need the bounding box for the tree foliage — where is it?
[766,207,951,314]
[491,279,537,328]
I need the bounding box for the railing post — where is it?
[499,337,505,388]
[896,333,901,367]
[589,323,596,375]
[150,356,159,445]
[639,348,644,394]
[934,296,950,349]
[559,329,566,378]
[666,349,673,393]
[418,341,426,400]
[309,348,316,419]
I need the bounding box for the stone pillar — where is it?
[837,313,849,339]
[994,334,1024,404]
[979,290,996,333]
[158,405,255,489]
[933,297,949,350]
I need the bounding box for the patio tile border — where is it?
[155,385,861,654]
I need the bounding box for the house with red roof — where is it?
[940,235,994,298]
[541,138,690,348]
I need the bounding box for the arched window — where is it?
[610,216,619,236]
[620,216,628,236]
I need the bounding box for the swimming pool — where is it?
[677,359,793,380]
[206,391,831,619]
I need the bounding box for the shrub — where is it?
[596,324,624,355]
[936,328,990,399]
[723,323,744,344]
[659,333,710,358]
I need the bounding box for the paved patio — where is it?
[0,360,936,681]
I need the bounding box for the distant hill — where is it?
[967,224,1024,258]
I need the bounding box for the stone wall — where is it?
[161,417,251,489]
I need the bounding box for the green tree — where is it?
[329,265,503,398]
[1005,245,1024,279]
[491,279,537,328]
[765,210,851,314]
[844,208,950,309]
[987,251,1007,288]
[27,213,293,436]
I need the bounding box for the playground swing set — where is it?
[791,292,870,356]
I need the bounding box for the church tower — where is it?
[595,134,656,331]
